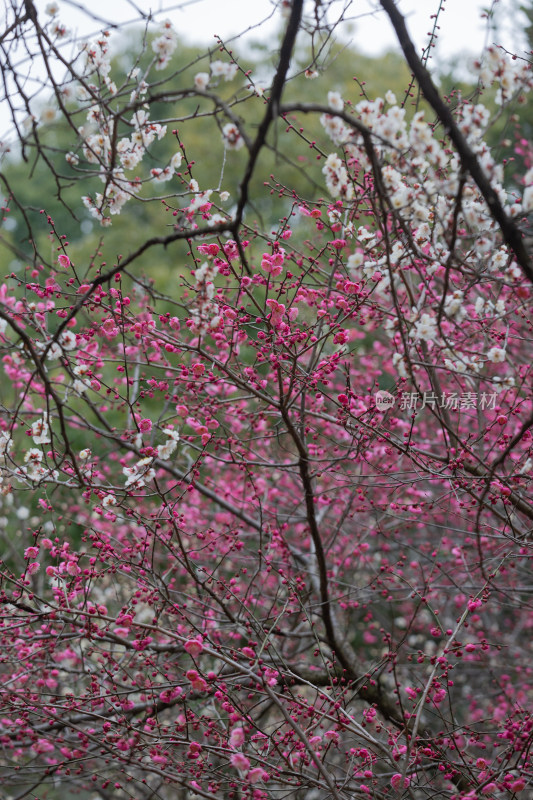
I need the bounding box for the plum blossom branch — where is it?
[380,0,533,283]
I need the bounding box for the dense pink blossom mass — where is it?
[0,0,532,798]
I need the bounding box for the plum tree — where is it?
[0,2,532,799]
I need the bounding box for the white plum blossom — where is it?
[347,252,364,272]
[40,106,57,124]
[210,60,226,78]
[51,22,69,39]
[475,297,487,316]
[374,105,407,146]
[25,447,43,464]
[73,363,92,394]
[381,165,402,190]
[489,247,509,273]
[151,167,173,183]
[194,72,210,91]
[355,97,384,128]
[222,123,244,151]
[157,429,180,461]
[82,133,110,164]
[170,152,183,171]
[0,431,12,456]
[411,313,438,343]
[210,61,238,81]
[486,346,506,363]
[123,456,155,489]
[157,440,177,460]
[475,297,506,317]
[357,227,376,245]
[478,46,533,105]
[392,352,408,378]
[117,138,143,170]
[493,375,515,392]
[320,113,349,145]
[444,290,466,321]
[195,262,212,283]
[322,153,353,200]
[23,447,48,481]
[60,331,77,351]
[442,349,480,374]
[82,35,111,78]
[327,91,344,112]
[31,418,51,445]
[151,20,178,70]
[35,337,66,360]
[390,185,409,210]
[457,103,490,143]
[522,185,533,212]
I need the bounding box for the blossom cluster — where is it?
[32,17,242,226]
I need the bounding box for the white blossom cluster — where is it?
[42,20,194,225]
[80,32,115,93]
[123,456,155,490]
[151,20,178,71]
[477,46,533,105]
[157,428,180,461]
[188,261,222,334]
[72,363,92,395]
[21,448,57,484]
[322,153,353,200]
[3,418,60,486]
[31,418,51,445]
[317,47,532,387]
[79,103,169,223]
[34,11,254,225]
[210,60,239,82]
[0,431,12,458]
[193,61,238,106]
[522,166,533,212]
[34,330,77,361]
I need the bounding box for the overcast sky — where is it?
[32,0,527,62]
